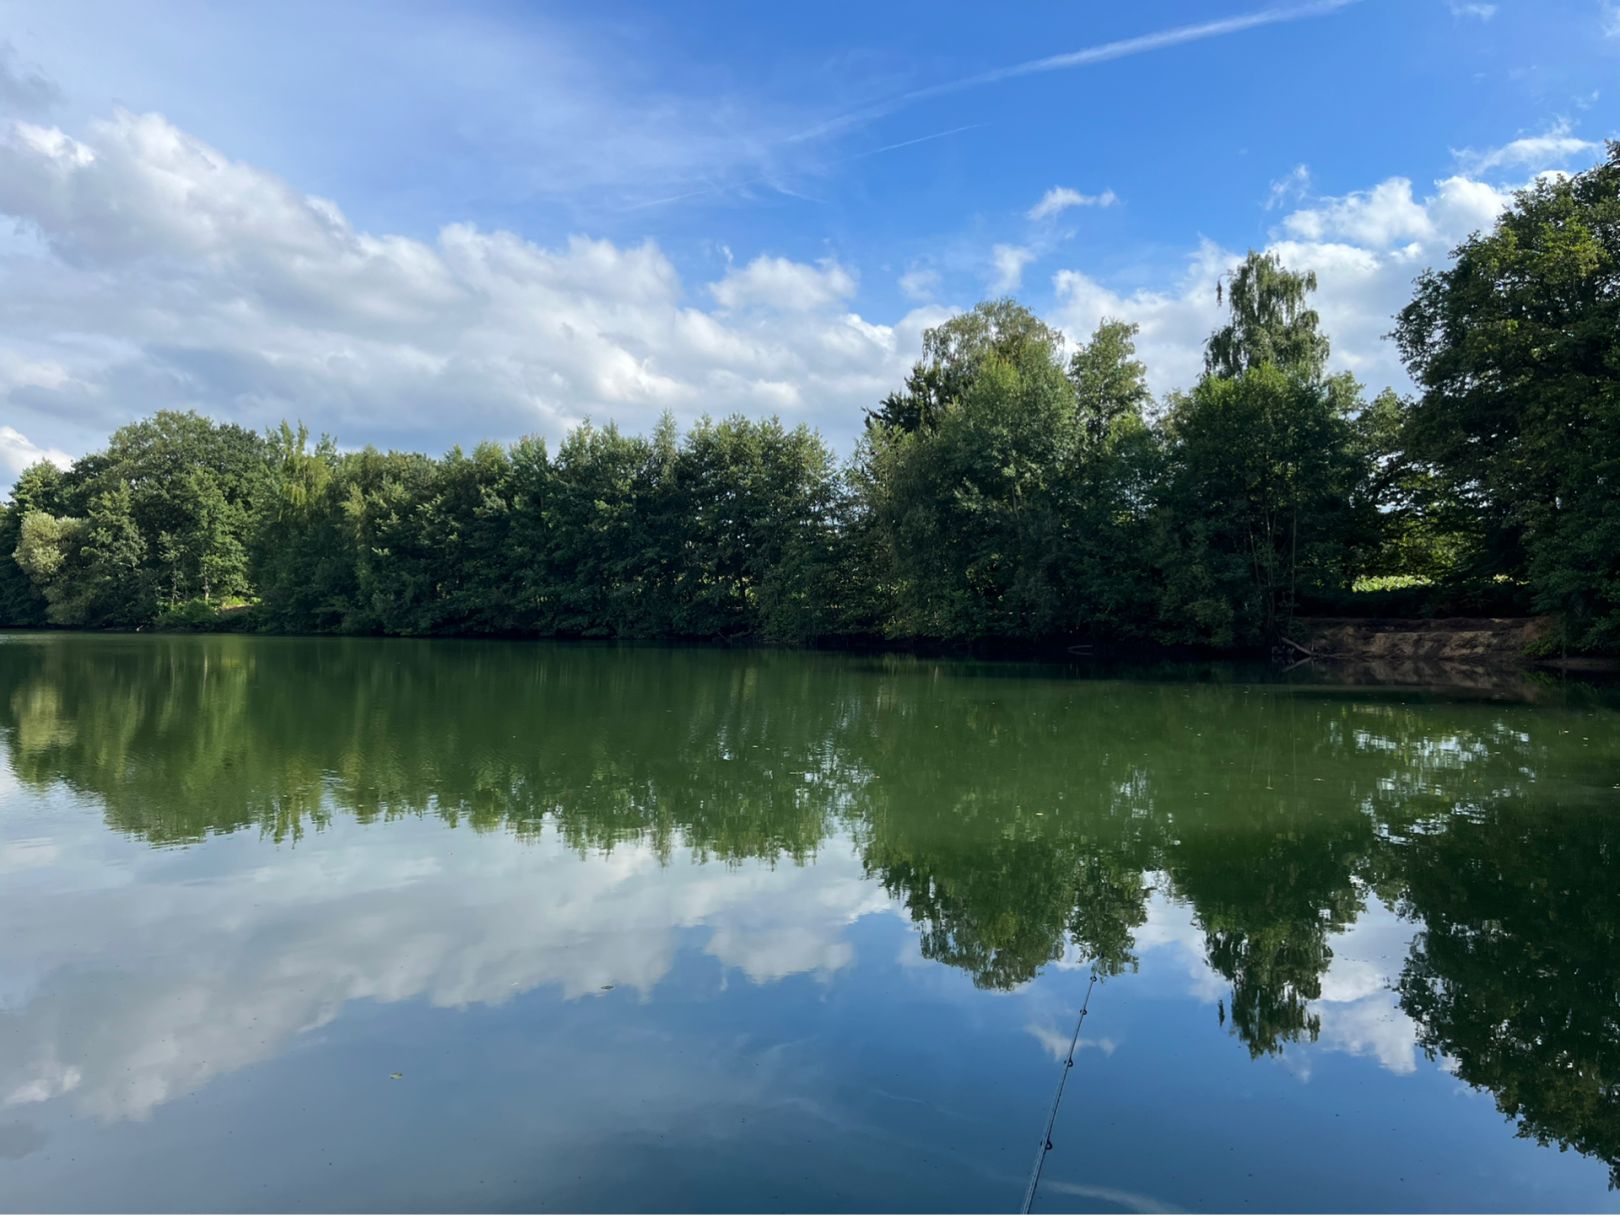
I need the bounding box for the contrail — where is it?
[929,0,1361,93]
[842,123,986,162]
[625,0,1361,212]
[788,0,1362,144]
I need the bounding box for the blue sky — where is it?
[1,0,1616,478]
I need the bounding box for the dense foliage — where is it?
[4,145,1616,649]
[1395,143,1620,650]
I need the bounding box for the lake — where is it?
[1,633,1616,1212]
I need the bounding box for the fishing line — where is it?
[1020,971,1098,1215]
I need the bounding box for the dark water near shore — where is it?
[1,633,1616,1212]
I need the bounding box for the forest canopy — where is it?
[4,144,1617,651]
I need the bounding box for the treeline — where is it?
[3,145,1616,650]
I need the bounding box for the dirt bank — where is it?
[1287,616,1552,664]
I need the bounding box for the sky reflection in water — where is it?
[1,634,1616,1211]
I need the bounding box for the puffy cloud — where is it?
[1133,886,1419,1077]
[990,243,1036,292]
[1315,988,1418,1075]
[1281,177,1439,246]
[709,255,857,312]
[1446,1,1497,19]
[1026,1023,1117,1061]
[1052,171,1525,398]
[0,426,71,483]
[1027,186,1118,221]
[0,108,925,461]
[1309,905,1420,1075]
[1604,0,1620,37]
[1051,241,1230,399]
[0,817,897,1123]
[1,100,1605,475]
[1454,119,1601,176]
[1046,134,1603,406]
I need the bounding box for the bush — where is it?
[154,598,223,631]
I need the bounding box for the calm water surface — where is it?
[1,633,1616,1212]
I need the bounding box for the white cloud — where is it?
[1309,904,1420,1075]
[1051,170,1529,398]
[1027,186,1118,221]
[0,108,935,461]
[1315,989,1418,1075]
[1265,163,1312,210]
[1,102,1605,475]
[0,426,72,483]
[1131,885,1230,1003]
[898,267,941,302]
[1454,119,1600,175]
[1603,1,1620,37]
[1132,885,1418,1077]
[1051,241,1231,400]
[0,817,898,1123]
[710,255,857,312]
[990,244,1036,293]
[1281,177,1439,246]
[1026,1023,1118,1061]
[1446,1,1497,19]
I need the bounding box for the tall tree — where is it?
[866,298,1064,434]
[1157,252,1370,644]
[250,423,355,632]
[1157,368,1367,644]
[1069,318,1152,445]
[96,411,269,606]
[1206,250,1330,381]
[0,462,68,626]
[542,422,657,636]
[1395,143,1620,649]
[865,308,1082,640]
[79,482,151,626]
[17,483,151,627]
[13,510,89,625]
[1058,318,1161,637]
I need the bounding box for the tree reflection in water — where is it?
[2,633,1616,1183]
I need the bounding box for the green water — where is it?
[1,633,1616,1211]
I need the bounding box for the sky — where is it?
[0,0,1616,483]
